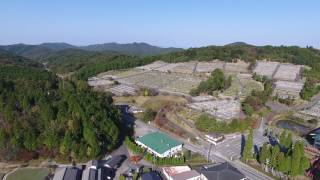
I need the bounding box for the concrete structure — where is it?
[128,105,144,114]
[162,166,191,180]
[306,128,320,149]
[136,61,169,71]
[171,170,201,180]
[195,61,224,73]
[204,133,225,145]
[108,84,138,96]
[273,63,302,81]
[225,60,250,74]
[253,61,303,82]
[191,96,215,102]
[187,99,241,120]
[253,61,280,78]
[136,132,183,158]
[197,162,246,180]
[88,77,114,87]
[273,80,304,99]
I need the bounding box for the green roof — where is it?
[137,132,182,154]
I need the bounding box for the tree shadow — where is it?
[241,134,245,156]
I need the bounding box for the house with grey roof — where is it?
[141,171,162,180]
[197,162,246,180]
[53,166,84,180]
[81,160,115,180]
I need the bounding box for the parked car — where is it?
[105,154,127,169]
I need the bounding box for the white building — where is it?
[204,133,225,145]
[162,166,202,180]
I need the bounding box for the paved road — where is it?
[294,93,320,111]
[134,118,273,180]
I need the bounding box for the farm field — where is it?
[6,168,50,180]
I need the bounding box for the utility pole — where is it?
[207,143,213,163]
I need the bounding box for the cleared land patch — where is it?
[142,95,188,111]
[6,168,50,180]
[222,75,263,99]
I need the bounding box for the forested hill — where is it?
[2,43,320,98]
[157,44,320,66]
[0,42,182,60]
[0,52,121,161]
[81,42,183,56]
[0,49,41,68]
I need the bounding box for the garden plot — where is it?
[195,60,225,73]
[187,99,241,120]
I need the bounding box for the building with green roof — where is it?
[135,132,183,158]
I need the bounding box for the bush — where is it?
[142,108,157,122]
[195,114,252,133]
[189,69,231,96]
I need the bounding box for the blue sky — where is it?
[0,0,319,48]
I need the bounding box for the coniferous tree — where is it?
[291,141,302,176]
[242,129,253,162]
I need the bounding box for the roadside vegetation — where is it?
[242,75,273,116]
[242,130,310,178]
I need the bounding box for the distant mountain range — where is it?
[0,42,183,60]
[80,42,182,56]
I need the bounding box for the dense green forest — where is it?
[0,49,41,68]
[0,52,121,161]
